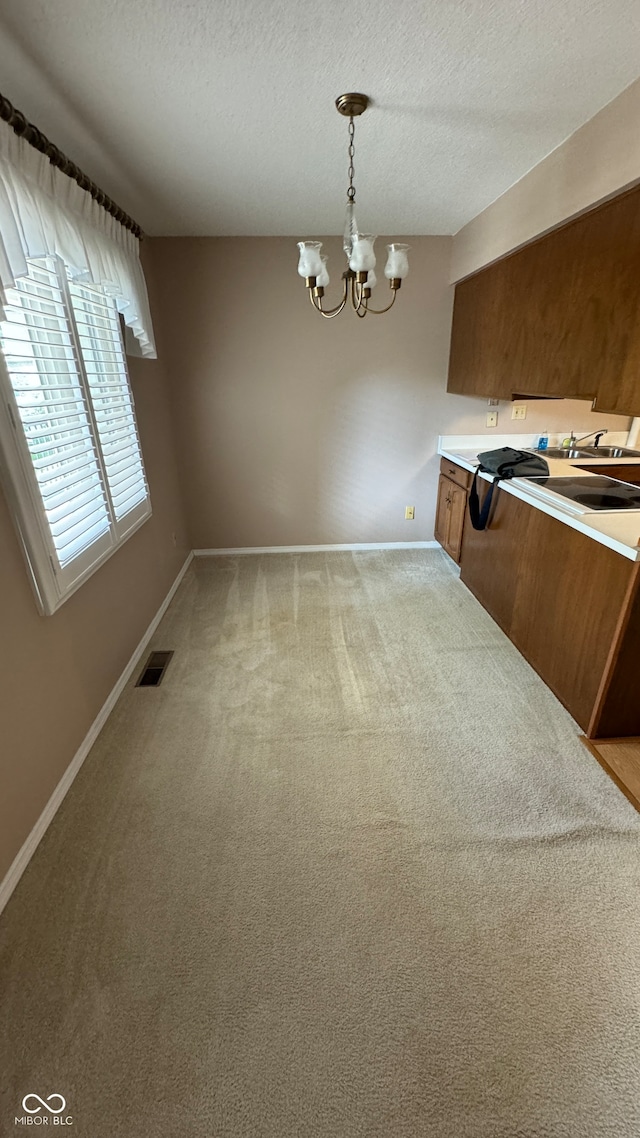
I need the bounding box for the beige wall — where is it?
[148,236,628,551]
[0,249,190,882]
[452,76,640,281]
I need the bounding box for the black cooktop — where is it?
[523,474,640,511]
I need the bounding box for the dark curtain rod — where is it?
[0,92,143,239]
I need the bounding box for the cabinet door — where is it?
[460,484,633,730]
[510,502,632,731]
[460,484,530,632]
[449,229,598,401]
[448,267,513,398]
[434,475,451,548]
[445,483,467,562]
[576,188,640,415]
[435,475,467,564]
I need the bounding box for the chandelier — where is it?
[297,93,409,319]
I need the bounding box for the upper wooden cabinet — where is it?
[447,184,640,414]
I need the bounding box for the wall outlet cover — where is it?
[512,404,527,420]
[486,411,498,428]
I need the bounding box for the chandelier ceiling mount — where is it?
[334,92,369,118]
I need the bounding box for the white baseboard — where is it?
[194,542,440,556]
[0,551,194,918]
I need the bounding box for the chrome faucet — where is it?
[568,429,608,448]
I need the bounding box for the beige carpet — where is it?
[2,550,640,1137]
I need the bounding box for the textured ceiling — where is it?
[0,0,639,236]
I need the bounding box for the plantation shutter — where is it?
[68,277,148,528]
[0,257,112,574]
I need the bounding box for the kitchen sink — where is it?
[532,445,640,459]
[533,447,586,459]
[575,445,640,458]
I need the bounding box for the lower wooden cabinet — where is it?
[435,460,470,563]
[459,481,640,736]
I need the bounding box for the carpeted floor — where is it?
[2,550,640,1137]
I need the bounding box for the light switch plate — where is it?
[512,404,527,420]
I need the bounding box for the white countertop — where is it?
[439,434,640,562]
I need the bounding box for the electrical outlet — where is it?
[487,398,499,406]
[405,505,415,520]
[486,411,498,428]
[511,404,527,420]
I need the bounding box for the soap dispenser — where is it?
[538,430,549,451]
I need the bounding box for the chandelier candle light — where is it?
[297,93,409,319]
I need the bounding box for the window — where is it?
[0,255,151,614]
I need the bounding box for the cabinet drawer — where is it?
[439,457,471,490]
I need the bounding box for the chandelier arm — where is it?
[361,291,398,315]
[314,300,349,319]
[349,275,357,310]
[310,281,349,318]
[349,275,367,313]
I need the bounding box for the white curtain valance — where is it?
[0,118,156,358]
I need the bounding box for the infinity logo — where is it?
[22,1094,67,1115]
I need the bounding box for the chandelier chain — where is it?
[347,116,356,203]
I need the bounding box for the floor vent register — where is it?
[136,650,174,687]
